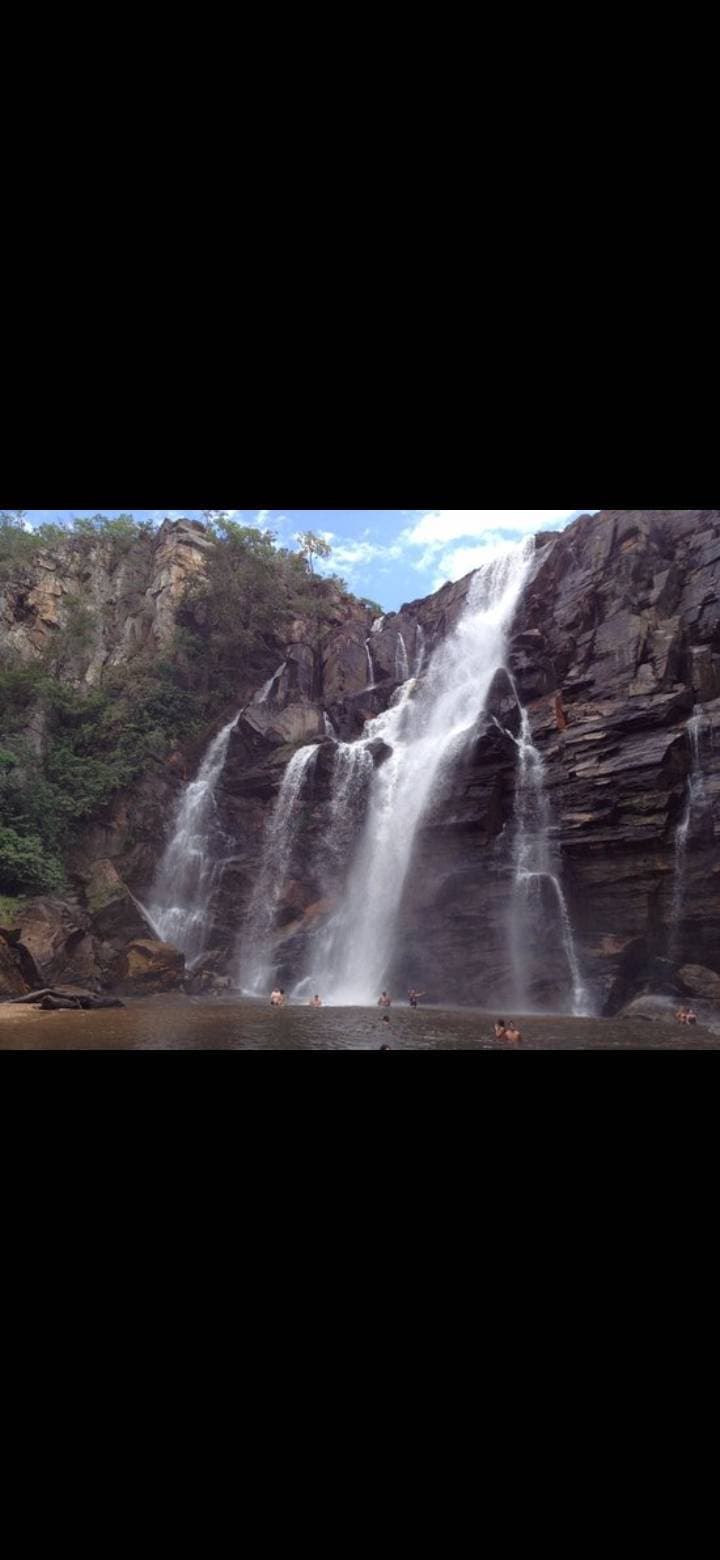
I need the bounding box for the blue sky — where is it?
[22,509,595,612]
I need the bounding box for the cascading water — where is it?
[371,615,386,634]
[510,704,588,1015]
[323,712,338,739]
[414,623,426,676]
[146,714,239,965]
[364,639,375,688]
[291,742,375,1002]
[235,743,319,993]
[254,662,287,705]
[298,540,536,1004]
[669,706,706,960]
[395,633,410,683]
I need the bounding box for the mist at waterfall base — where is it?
[232,537,590,1014]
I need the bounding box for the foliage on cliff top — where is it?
[0,511,154,578]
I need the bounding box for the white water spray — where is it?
[395,633,410,683]
[147,714,239,965]
[510,705,588,1015]
[364,639,375,688]
[670,706,706,960]
[253,662,287,705]
[235,743,319,993]
[302,541,536,1003]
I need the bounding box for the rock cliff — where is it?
[2,510,719,1014]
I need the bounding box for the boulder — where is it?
[85,859,154,941]
[678,964,720,1001]
[111,938,185,994]
[14,897,87,984]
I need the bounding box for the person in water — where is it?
[408,989,426,1009]
[686,1007,697,1025]
[675,1007,688,1024]
[505,1021,523,1043]
[307,994,323,1008]
[378,992,392,1007]
[494,1019,507,1039]
[270,988,282,1007]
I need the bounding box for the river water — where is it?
[0,998,716,1049]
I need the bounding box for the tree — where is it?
[296,530,332,574]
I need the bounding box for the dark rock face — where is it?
[388,510,720,1012]
[0,933,32,997]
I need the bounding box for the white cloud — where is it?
[404,510,579,548]
[321,538,403,573]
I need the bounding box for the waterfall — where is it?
[146,714,239,965]
[253,662,287,705]
[510,706,588,1015]
[289,742,374,1002]
[299,540,535,1003]
[235,743,319,993]
[669,707,706,960]
[395,633,410,683]
[320,743,375,890]
[364,639,375,687]
[371,615,385,634]
[323,712,338,739]
[414,623,426,676]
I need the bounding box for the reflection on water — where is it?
[0,997,717,1049]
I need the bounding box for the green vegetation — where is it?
[0,650,206,895]
[0,511,153,579]
[185,517,353,705]
[0,511,383,896]
[0,892,24,927]
[296,529,332,573]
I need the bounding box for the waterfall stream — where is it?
[235,743,320,993]
[669,706,706,960]
[395,633,410,683]
[146,714,239,965]
[291,540,536,1003]
[510,705,588,1015]
[253,662,287,705]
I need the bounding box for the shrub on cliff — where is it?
[0,826,64,894]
